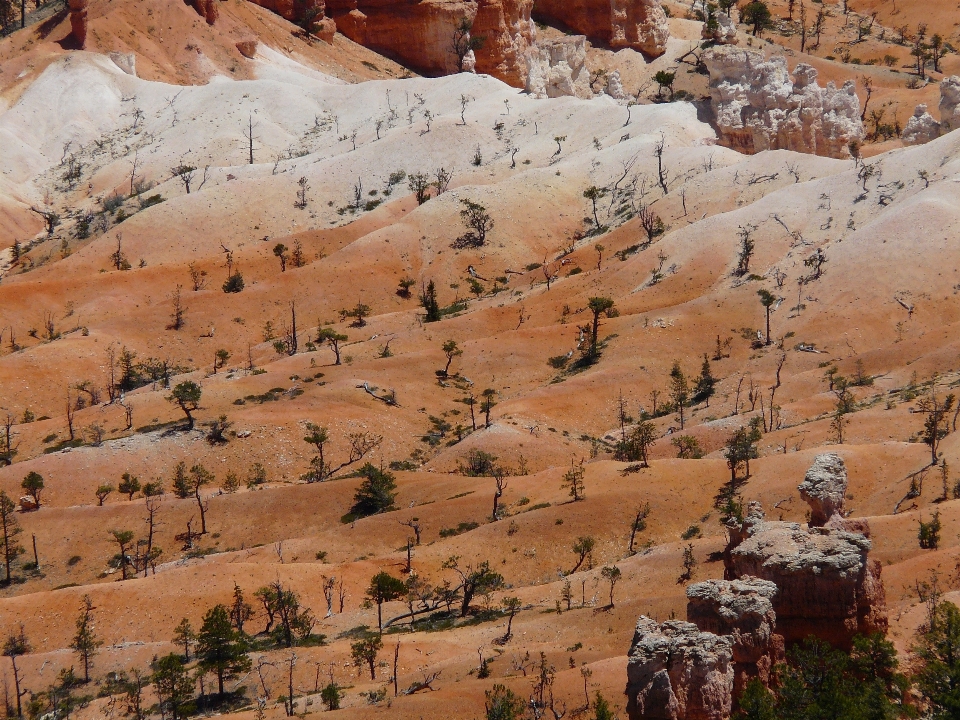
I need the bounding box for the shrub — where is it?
[222,272,245,293]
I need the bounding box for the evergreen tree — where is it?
[693,354,716,405]
[20,471,44,508]
[421,280,441,322]
[365,571,407,633]
[71,595,103,682]
[229,583,253,634]
[669,361,690,430]
[351,634,383,680]
[0,491,24,583]
[733,679,776,720]
[916,601,960,718]
[350,464,398,517]
[172,618,196,660]
[152,654,193,720]
[196,605,251,696]
[485,684,525,720]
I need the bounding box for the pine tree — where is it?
[421,280,441,322]
[72,595,103,682]
[350,464,398,517]
[0,491,24,583]
[152,654,193,720]
[693,354,716,405]
[196,605,251,696]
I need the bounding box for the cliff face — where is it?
[323,0,471,74]
[686,578,784,701]
[705,46,865,158]
[721,455,888,649]
[533,0,668,56]
[629,456,890,720]
[724,518,887,648]
[525,35,591,99]
[626,618,734,720]
[472,0,537,87]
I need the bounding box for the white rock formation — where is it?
[702,11,737,45]
[610,0,670,56]
[902,104,941,146]
[939,76,960,134]
[525,36,592,99]
[798,452,847,527]
[606,69,626,100]
[705,46,865,158]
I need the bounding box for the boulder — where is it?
[18,496,38,512]
[902,104,941,146]
[723,503,887,649]
[69,0,88,48]
[534,0,668,56]
[525,35,591,99]
[472,0,536,87]
[704,46,865,158]
[313,16,337,42]
[236,39,259,58]
[626,618,734,720]
[798,453,847,527]
[940,76,960,134]
[686,578,784,700]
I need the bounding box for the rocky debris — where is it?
[902,105,941,146]
[314,16,337,42]
[525,35,591,99]
[236,39,259,58]
[626,617,734,720]
[606,69,626,100]
[939,77,960,134]
[798,453,847,527]
[68,0,88,48]
[702,12,737,44]
[109,52,137,76]
[248,0,324,23]
[19,496,38,512]
[704,46,865,158]
[472,0,536,87]
[724,504,887,648]
[686,578,784,700]
[534,0,668,56]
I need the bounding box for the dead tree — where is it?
[654,133,669,194]
[492,467,508,520]
[243,115,259,165]
[400,518,422,545]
